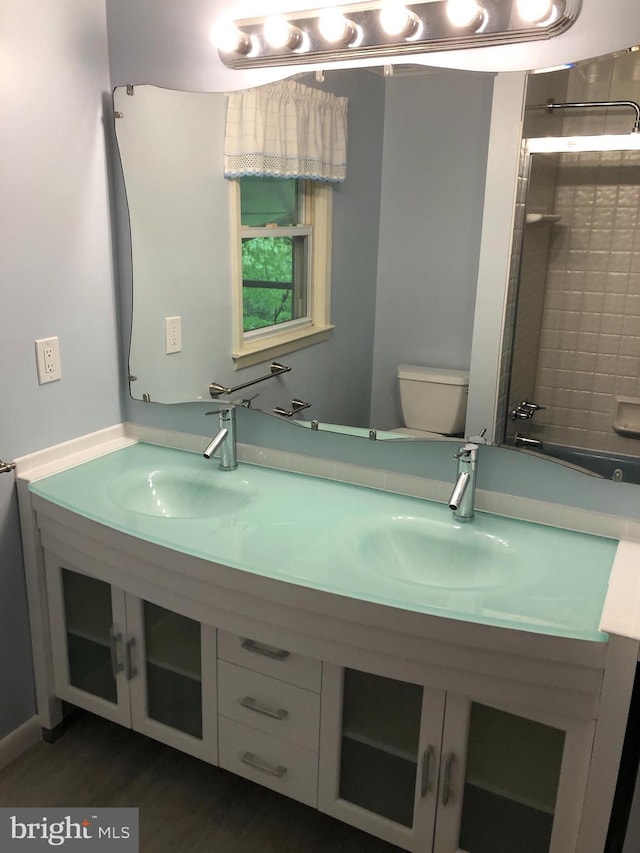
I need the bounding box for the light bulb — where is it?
[263,16,303,50]
[379,3,421,38]
[212,20,252,55]
[446,0,484,29]
[318,9,357,45]
[516,0,554,23]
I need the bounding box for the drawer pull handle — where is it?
[241,638,290,661]
[240,696,289,721]
[241,751,287,778]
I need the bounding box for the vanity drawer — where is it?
[218,630,322,692]
[218,717,318,808]
[218,660,320,750]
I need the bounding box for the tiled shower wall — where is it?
[516,52,640,455]
[533,150,640,453]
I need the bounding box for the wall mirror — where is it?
[115,47,640,484]
[114,64,493,433]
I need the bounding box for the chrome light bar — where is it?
[214,0,581,70]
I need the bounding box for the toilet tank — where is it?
[397,365,469,435]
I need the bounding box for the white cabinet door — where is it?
[319,663,446,852]
[126,595,218,765]
[319,667,594,853]
[46,555,218,765]
[433,695,595,853]
[46,556,131,727]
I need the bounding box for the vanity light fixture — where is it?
[212,20,254,56]
[215,0,580,69]
[516,0,554,22]
[445,0,485,31]
[516,0,556,23]
[263,16,305,51]
[379,3,422,38]
[317,9,360,45]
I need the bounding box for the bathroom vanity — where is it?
[16,429,639,853]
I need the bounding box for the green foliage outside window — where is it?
[242,236,294,332]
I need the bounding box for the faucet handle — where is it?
[466,428,488,444]
[453,442,479,460]
[205,401,237,415]
[206,392,259,415]
[237,392,259,408]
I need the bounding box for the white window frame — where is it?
[230,178,334,369]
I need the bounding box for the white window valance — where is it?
[224,80,348,183]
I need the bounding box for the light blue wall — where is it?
[0,0,123,739]
[370,71,494,429]
[313,70,385,427]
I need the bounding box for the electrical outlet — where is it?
[35,337,62,383]
[165,316,182,354]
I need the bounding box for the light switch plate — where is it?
[165,316,182,354]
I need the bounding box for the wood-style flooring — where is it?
[0,712,402,852]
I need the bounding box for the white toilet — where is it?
[395,364,469,438]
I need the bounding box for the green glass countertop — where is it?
[29,442,616,642]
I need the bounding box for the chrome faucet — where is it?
[448,442,479,522]
[203,406,237,470]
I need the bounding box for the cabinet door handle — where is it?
[109,629,123,677]
[125,636,137,681]
[240,696,289,721]
[441,752,455,806]
[241,638,290,661]
[241,751,287,778]
[421,745,434,798]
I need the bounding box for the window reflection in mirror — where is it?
[239,177,309,334]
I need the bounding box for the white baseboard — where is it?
[0,717,40,771]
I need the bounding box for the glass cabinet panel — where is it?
[339,668,423,827]
[459,703,565,853]
[143,602,202,739]
[61,569,117,703]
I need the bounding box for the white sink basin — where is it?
[107,467,253,518]
[359,516,517,589]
